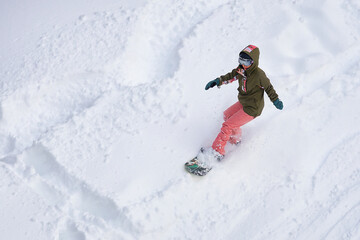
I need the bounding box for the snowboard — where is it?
[184,148,215,176]
[184,157,212,176]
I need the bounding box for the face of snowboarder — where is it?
[238,56,252,66]
[238,52,253,68]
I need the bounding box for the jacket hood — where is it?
[240,45,260,74]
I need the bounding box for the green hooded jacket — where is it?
[219,45,279,117]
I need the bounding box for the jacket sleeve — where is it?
[219,66,241,85]
[260,74,279,102]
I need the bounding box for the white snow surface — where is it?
[1,0,360,239]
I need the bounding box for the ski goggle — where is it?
[238,56,253,66]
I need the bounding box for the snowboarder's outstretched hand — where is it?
[273,99,283,110]
[205,78,220,90]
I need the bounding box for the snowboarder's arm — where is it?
[219,66,240,86]
[260,74,279,102]
[261,76,283,109]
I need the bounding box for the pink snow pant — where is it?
[212,102,254,155]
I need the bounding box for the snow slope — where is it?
[1,0,360,239]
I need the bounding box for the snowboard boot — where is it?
[199,147,224,161]
[229,136,241,145]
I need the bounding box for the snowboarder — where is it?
[185,45,283,176]
[206,44,283,157]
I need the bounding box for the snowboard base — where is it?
[184,157,212,176]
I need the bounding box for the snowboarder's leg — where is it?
[223,102,242,121]
[212,105,254,155]
[224,102,243,144]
